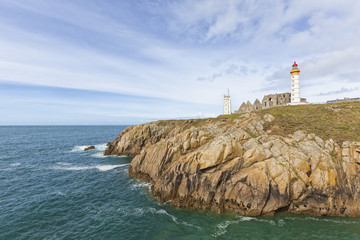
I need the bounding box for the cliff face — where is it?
[105,113,360,217]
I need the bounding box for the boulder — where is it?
[84,146,95,151]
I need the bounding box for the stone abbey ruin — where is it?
[235,93,307,113]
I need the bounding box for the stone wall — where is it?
[327,97,360,104]
[262,93,291,109]
[235,92,293,113]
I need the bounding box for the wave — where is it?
[150,208,202,230]
[70,143,107,153]
[50,163,129,171]
[94,143,107,151]
[210,215,357,238]
[113,168,128,174]
[54,191,67,197]
[133,182,152,188]
[132,181,152,193]
[51,166,93,171]
[297,216,359,225]
[213,220,241,237]
[56,162,72,166]
[212,216,279,238]
[119,207,201,230]
[91,152,105,158]
[10,162,21,166]
[100,154,127,158]
[152,208,179,224]
[96,164,129,171]
[277,219,285,227]
[70,145,89,152]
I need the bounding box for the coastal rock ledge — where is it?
[105,113,360,217]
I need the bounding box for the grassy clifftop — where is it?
[157,101,360,144]
[257,101,360,144]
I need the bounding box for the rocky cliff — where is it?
[105,111,360,217]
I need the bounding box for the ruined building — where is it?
[235,93,292,113]
[262,93,291,108]
[326,97,360,104]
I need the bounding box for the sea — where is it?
[1,126,360,240]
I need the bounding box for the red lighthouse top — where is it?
[290,61,300,74]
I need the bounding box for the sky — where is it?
[0,0,360,125]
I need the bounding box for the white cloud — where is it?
[1,0,360,123]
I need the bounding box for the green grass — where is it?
[217,113,241,119]
[154,101,360,144]
[257,101,360,144]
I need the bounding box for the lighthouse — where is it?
[223,89,231,115]
[290,61,301,105]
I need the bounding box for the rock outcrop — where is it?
[105,113,360,217]
[84,146,95,151]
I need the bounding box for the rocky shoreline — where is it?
[105,113,360,217]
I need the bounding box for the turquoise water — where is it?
[1,126,360,240]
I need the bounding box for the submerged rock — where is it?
[105,114,360,217]
[84,146,95,151]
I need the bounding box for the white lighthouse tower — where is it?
[223,89,231,115]
[290,61,301,105]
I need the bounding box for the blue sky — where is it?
[1,0,360,125]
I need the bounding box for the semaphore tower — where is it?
[290,61,301,105]
[223,89,231,115]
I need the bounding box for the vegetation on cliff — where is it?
[216,101,360,144]
[259,101,360,144]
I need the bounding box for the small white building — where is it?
[223,90,232,115]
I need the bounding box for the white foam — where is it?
[151,208,200,229]
[70,145,89,152]
[10,163,21,166]
[56,162,71,166]
[133,208,146,217]
[104,154,128,158]
[321,218,359,224]
[277,219,285,227]
[256,218,276,225]
[302,216,359,225]
[117,206,201,229]
[133,182,152,192]
[212,216,266,238]
[213,220,239,237]
[50,163,129,171]
[114,168,128,174]
[236,216,254,222]
[149,208,179,224]
[71,143,107,153]
[95,143,107,151]
[91,152,105,158]
[133,182,152,188]
[51,166,94,171]
[55,191,66,197]
[181,221,202,230]
[95,164,129,171]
